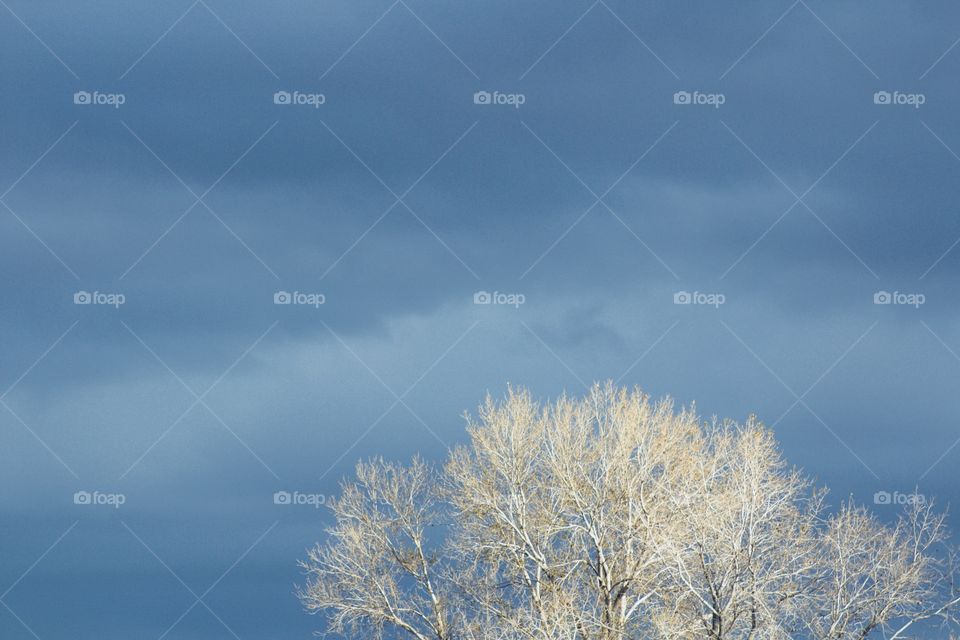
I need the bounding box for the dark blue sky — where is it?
[3,1,960,637]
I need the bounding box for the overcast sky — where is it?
[3,1,960,638]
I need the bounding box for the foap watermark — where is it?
[74,290,125,308]
[273,490,326,508]
[873,90,925,108]
[274,290,325,308]
[473,90,525,109]
[674,290,725,308]
[73,490,126,509]
[874,290,925,308]
[874,490,926,506]
[73,90,125,108]
[673,90,725,109]
[273,90,325,108]
[474,290,525,308]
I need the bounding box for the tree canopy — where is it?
[299,383,959,639]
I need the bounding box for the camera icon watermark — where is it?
[873,90,925,108]
[873,490,925,506]
[673,91,725,108]
[474,290,525,308]
[274,290,325,308]
[74,290,125,308]
[673,290,725,308]
[273,90,325,108]
[73,90,126,108]
[473,90,525,109]
[873,290,924,308]
[73,490,126,508]
[273,490,325,508]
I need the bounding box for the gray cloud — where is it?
[4,1,960,637]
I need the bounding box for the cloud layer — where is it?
[3,1,960,637]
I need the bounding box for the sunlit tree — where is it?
[298,383,959,639]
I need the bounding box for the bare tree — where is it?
[806,499,960,639]
[298,458,452,639]
[298,383,959,639]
